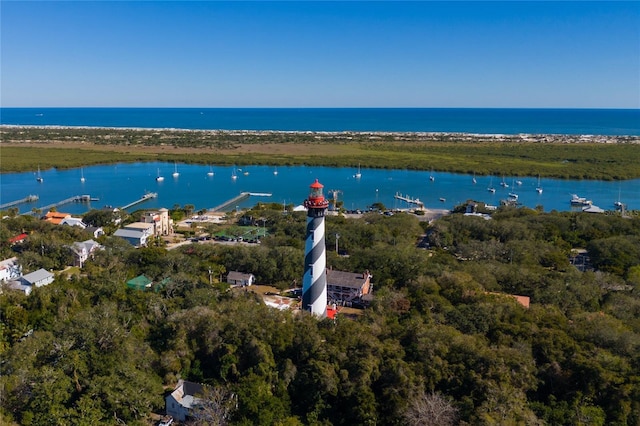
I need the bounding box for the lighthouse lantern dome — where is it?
[309,179,324,201]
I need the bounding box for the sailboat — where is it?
[354,164,362,179]
[273,166,278,176]
[500,175,509,188]
[536,175,543,194]
[231,167,238,180]
[156,168,164,182]
[614,186,623,209]
[80,167,85,183]
[487,176,495,193]
[207,165,214,177]
[172,162,180,178]
[36,165,44,183]
[472,172,477,184]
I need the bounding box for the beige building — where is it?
[142,208,173,236]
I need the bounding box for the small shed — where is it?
[226,271,255,287]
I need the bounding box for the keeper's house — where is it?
[226,271,255,287]
[326,269,372,305]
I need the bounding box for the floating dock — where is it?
[121,192,157,210]
[0,195,39,210]
[394,192,424,207]
[210,192,272,212]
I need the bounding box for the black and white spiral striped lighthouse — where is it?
[302,179,329,317]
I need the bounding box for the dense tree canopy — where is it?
[1,205,639,425]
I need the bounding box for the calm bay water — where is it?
[1,107,640,135]
[1,163,638,215]
[2,108,639,214]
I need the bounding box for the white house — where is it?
[113,222,154,247]
[226,271,255,287]
[59,217,87,229]
[20,269,54,288]
[0,257,22,283]
[165,380,205,422]
[85,226,105,238]
[70,240,103,267]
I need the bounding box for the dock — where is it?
[394,192,424,207]
[121,192,157,210]
[210,192,272,212]
[0,195,39,210]
[37,195,99,213]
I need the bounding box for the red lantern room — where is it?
[304,179,329,209]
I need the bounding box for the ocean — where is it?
[1,107,639,135]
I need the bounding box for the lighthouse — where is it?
[302,179,329,317]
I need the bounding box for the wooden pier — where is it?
[38,195,99,213]
[209,192,272,212]
[121,192,157,210]
[0,195,39,210]
[394,192,424,207]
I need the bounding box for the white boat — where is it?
[172,162,180,178]
[207,165,214,177]
[354,164,362,179]
[614,187,623,209]
[487,176,495,193]
[231,168,238,180]
[515,180,523,186]
[429,168,435,182]
[80,167,85,183]
[536,174,543,194]
[500,175,509,188]
[570,194,591,206]
[439,197,446,202]
[472,172,477,184]
[273,167,278,176]
[156,168,164,182]
[36,165,43,183]
[508,192,519,200]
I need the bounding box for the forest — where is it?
[1,203,639,425]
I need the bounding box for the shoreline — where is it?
[2,124,640,141]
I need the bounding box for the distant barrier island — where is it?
[1,126,639,180]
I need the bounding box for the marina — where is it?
[1,163,638,216]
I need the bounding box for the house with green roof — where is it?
[126,275,153,291]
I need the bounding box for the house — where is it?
[326,269,373,305]
[85,226,105,238]
[70,239,102,267]
[126,275,153,291]
[165,380,205,422]
[142,208,173,236]
[113,222,154,247]
[43,211,71,224]
[59,217,87,229]
[8,233,28,246]
[226,271,255,287]
[0,257,22,282]
[20,268,55,288]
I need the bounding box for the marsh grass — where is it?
[2,127,638,180]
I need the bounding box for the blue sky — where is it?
[1,1,638,108]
